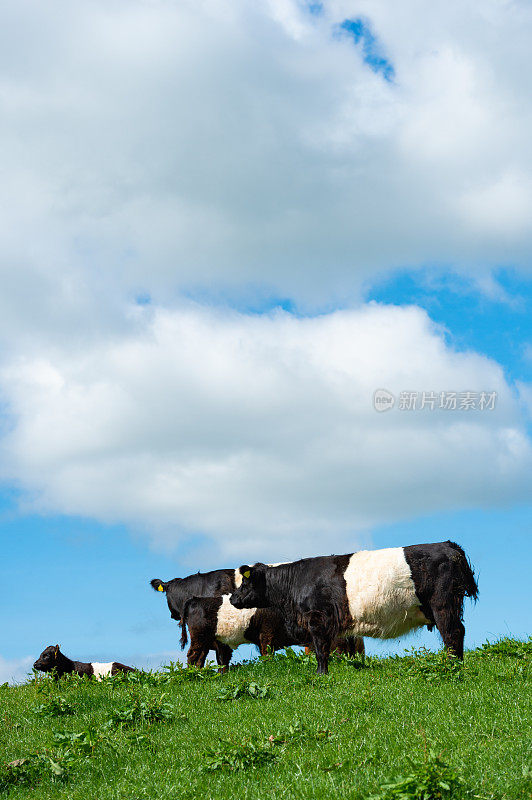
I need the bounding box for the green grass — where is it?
[1,638,531,799]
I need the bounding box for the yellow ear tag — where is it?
[243,570,251,579]
[157,584,164,591]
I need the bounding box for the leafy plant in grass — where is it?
[33,696,76,717]
[268,719,333,745]
[216,681,272,701]
[0,753,66,791]
[108,693,177,726]
[329,650,367,669]
[52,726,112,760]
[203,739,277,772]
[404,648,463,683]
[162,661,221,681]
[35,670,85,692]
[279,647,315,665]
[113,669,164,687]
[368,748,468,800]
[477,636,532,659]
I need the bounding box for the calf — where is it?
[180,595,297,668]
[230,541,478,674]
[150,569,237,622]
[150,569,238,667]
[151,564,312,666]
[33,645,135,680]
[180,595,364,668]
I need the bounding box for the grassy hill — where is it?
[1,639,531,799]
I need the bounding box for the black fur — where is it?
[230,542,477,673]
[150,570,236,621]
[33,645,135,679]
[230,555,353,674]
[403,541,478,660]
[179,595,363,669]
[150,569,237,667]
[179,597,296,669]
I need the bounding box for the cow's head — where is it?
[230,564,268,608]
[33,644,61,673]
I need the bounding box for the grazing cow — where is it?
[180,595,365,668]
[33,645,135,680]
[230,541,478,674]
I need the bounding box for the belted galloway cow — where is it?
[180,594,364,668]
[230,541,478,674]
[150,569,237,666]
[152,568,363,665]
[34,645,135,680]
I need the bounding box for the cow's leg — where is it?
[313,633,332,675]
[305,610,334,675]
[214,642,233,673]
[214,642,232,666]
[330,636,345,655]
[187,636,209,668]
[340,636,365,659]
[217,644,232,673]
[353,637,365,659]
[258,632,275,657]
[346,636,365,659]
[428,566,467,660]
[431,605,465,660]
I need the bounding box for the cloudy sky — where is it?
[1,0,531,682]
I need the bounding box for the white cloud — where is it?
[0,654,33,685]
[459,171,532,237]
[1,303,530,562]
[0,1,531,564]
[0,0,531,334]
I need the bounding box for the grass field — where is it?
[1,639,531,799]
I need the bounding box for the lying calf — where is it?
[180,595,363,668]
[33,645,135,680]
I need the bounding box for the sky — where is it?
[1,0,531,683]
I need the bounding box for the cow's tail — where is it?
[179,598,194,648]
[150,579,169,593]
[448,541,479,601]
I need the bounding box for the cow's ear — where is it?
[239,565,253,579]
[54,645,59,657]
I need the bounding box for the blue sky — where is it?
[1,268,530,679]
[1,0,531,682]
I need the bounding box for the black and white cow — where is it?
[230,541,478,674]
[180,595,364,669]
[152,566,364,666]
[150,569,239,666]
[179,595,296,668]
[33,645,135,680]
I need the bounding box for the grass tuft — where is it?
[215,681,272,701]
[369,747,468,799]
[202,739,277,771]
